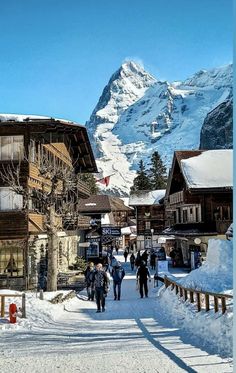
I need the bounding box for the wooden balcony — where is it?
[169,191,184,205]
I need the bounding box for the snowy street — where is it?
[0,253,233,373]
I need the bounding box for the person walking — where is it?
[84,262,95,301]
[123,249,128,262]
[130,253,135,271]
[150,252,156,270]
[91,263,109,313]
[111,262,125,300]
[136,260,151,298]
[141,249,149,265]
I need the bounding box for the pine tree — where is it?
[130,160,152,193]
[149,151,167,189]
[78,173,99,194]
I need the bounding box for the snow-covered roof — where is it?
[129,189,166,206]
[181,150,233,190]
[0,113,75,124]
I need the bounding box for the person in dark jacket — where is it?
[136,260,151,298]
[135,250,141,268]
[123,249,128,262]
[141,249,149,265]
[111,262,125,300]
[150,252,156,270]
[91,263,109,312]
[84,262,95,301]
[130,253,135,270]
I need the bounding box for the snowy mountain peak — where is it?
[87,61,156,128]
[86,62,232,196]
[183,64,232,88]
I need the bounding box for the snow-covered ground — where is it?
[0,245,233,373]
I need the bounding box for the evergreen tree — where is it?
[149,151,167,189]
[78,173,99,194]
[130,160,152,193]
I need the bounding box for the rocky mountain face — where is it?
[200,97,233,150]
[86,61,233,196]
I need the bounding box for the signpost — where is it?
[154,259,169,287]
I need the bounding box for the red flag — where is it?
[95,176,110,187]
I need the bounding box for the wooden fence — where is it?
[163,276,233,315]
[0,293,26,318]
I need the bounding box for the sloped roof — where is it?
[181,150,233,190]
[0,115,97,173]
[129,190,166,206]
[77,195,132,214]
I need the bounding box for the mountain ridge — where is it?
[86,61,233,196]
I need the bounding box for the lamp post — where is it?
[151,228,154,252]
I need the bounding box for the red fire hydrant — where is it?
[9,303,17,323]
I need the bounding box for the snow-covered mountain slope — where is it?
[86,61,233,196]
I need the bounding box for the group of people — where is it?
[84,251,152,312]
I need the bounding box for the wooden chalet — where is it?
[164,150,233,266]
[0,115,97,289]
[77,195,134,259]
[129,190,166,251]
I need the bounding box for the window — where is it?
[58,242,63,266]
[183,209,187,223]
[0,246,24,277]
[0,136,24,160]
[145,221,151,230]
[0,188,23,210]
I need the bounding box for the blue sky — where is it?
[0,0,232,124]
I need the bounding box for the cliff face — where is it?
[200,98,233,150]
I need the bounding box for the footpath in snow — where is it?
[0,252,233,373]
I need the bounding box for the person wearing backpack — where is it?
[111,262,125,300]
[136,260,151,298]
[91,263,109,313]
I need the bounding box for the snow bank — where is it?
[158,239,233,357]
[179,239,233,293]
[159,287,232,357]
[0,290,71,331]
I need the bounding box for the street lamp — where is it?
[151,228,154,252]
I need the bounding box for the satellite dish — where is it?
[194,238,201,245]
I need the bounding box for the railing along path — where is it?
[163,276,233,314]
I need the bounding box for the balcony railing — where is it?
[169,191,184,205]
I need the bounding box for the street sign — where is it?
[101,227,121,236]
[158,260,168,272]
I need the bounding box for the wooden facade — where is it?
[129,190,165,251]
[164,150,233,266]
[0,117,97,289]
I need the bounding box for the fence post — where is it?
[196,292,201,312]
[214,296,219,313]
[190,291,194,303]
[164,275,168,288]
[39,289,44,300]
[21,293,26,318]
[1,296,5,317]
[221,297,226,314]
[205,294,210,312]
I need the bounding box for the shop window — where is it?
[0,246,23,277]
